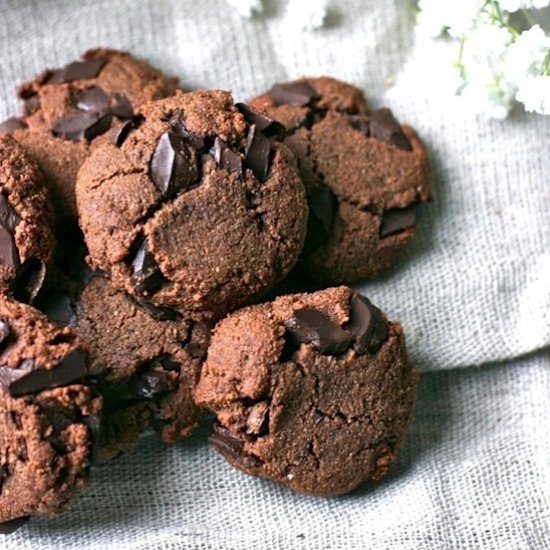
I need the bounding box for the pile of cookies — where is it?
[0,49,431,534]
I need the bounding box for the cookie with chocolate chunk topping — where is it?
[0,295,100,531]
[0,135,55,303]
[1,48,178,227]
[76,90,307,320]
[195,286,416,496]
[250,76,431,285]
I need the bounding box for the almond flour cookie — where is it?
[195,286,416,496]
[76,90,307,320]
[0,48,178,226]
[250,77,431,285]
[38,273,209,460]
[0,135,55,303]
[0,296,100,533]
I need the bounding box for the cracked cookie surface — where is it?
[250,76,431,285]
[0,135,55,303]
[0,48,178,227]
[0,296,100,531]
[195,285,416,496]
[76,90,308,320]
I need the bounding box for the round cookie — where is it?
[249,76,431,285]
[76,90,308,320]
[0,296,101,532]
[0,134,55,303]
[38,273,208,457]
[0,48,178,226]
[195,286,416,496]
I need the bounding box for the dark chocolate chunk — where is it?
[0,464,8,494]
[53,112,112,142]
[0,349,86,397]
[302,183,338,255]
[0,117,27,135]
[348,115,370,136]
[12,258,46,304]
[150,131,198,196]
[268,82,319,107]
[0,193,20,232]
[211,138,243,177]
[169,112,206,150]
[0,320,10,346]
[38,290,77,327]
[210,424,244,458]
[135,370,174,399]
[369,108,412,151]
[47,59,107,84]
[159,355,181,371]
[76,86,110,114]
[110,93,133,119]
[110,116,143,148]
[243,124,272,182]
[131,238,166,294]
[0,227,19,271]
[284,308,353,355]
[23,94,40,116]
[235,103,286,140]
[139,300,180,321]
[0,516,30,535]
[379,204,418,238]
[346,293,388,354]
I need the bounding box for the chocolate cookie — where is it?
[0,296,100,532]
[76,90,308,320]
[0,134,55,303]
[195,286,416,496]
[0,48,178,226]
[38,273,208,458]
[249,77,431,285]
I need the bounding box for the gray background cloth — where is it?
[0,0,549,548]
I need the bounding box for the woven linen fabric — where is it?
[3,351,549,550]
[0,1,549,549]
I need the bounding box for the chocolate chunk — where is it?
[268,82,319,107]
[150,131,198,196]
[211,138,243,177]
[53,112,112,142]
[76,86,110,114]
[159,355,181,371]
[302,184,338,255]
[210,425,262,468]
[0,464,8,493]
[38,290,77,327]
[284,308,353,355]
[0,320,10,346]
[139,300,180,321]
[135,370,174,399]
[348,114,370,136]
[23,94,40,116]
[0,516,30,535]
[235,103,286,140]
[346,293,388,354]
[380,204,418,238]
[47,59,107,84]
[110,93,133,119]
[131,238,166,294]
[0,227,19,271]
[169,112,206,150]
[243,124,272,182]
[0,117,27,135]
[12,258,46,304]
[0,349,86,397]
[110,116,143,148]
[369,108,412,151]
[0,193,20,232]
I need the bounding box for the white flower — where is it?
[497,0,550,12]
[504,25,550,82]
[456,23,516,118]
[224,0,263,18]
[416,0,483,38]
[285,0,329,30]
[516,74,550,113]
